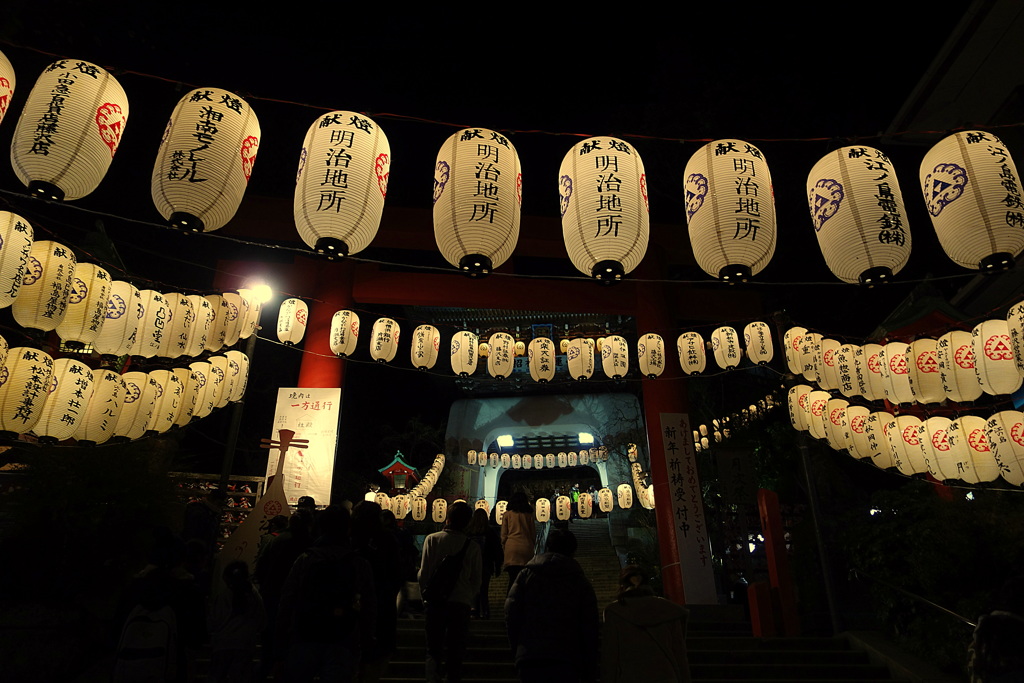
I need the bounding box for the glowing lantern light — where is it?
[568,451,578,466]
[466,449,477,465]
[920,130,1024,272]
[528,337,556,383]
[146,370,182,435]
[369,317,399,363]
[1008,302,1024,377]
[798,332,822,384]
[204,294,230,352]
[743,322,773,366]
[601,334,629,379]
[157,294,192,360]
[972,319,1022,396]
[908,339,944,404]
[616,484,634,509]
[34,358,94,443]
[677,332,706,375]
[11,59,128,201]
[411,324,440,370]
[684,139,778,282]
[0,49,14,128]
[189,361,214,419]
[597,487,614,513]
[567,338,595,381]
[522,453,532,469]
[208,355,233,409]
[220,292,244,348]
[710,326,741,370]
[451,330,478,376]
[560,136,648,280]
[948,415,999,483]
[636,333,665,379]
[113,372,158,441]
[937,330,982,402]
[394,495,411,520]
[73,369,124,445]
[807,146,911,284]
[487,332,515,379]
[0,348,54,436]
[0,211,32,309]
[555,495,571,521]
[544,453,555,469]
[986,411,1024,486]
[534,453,544,470]
[12,240,75,332]
[295,111,389,258]
[579,449,589,466]
[152,88,259,232]
[235,288,259,340]
[783,327,807,374]
[490,452,500,468]
[277,298,308,346]
[501,453,511,468]
[871,414,899,469]
[879,342,915,405]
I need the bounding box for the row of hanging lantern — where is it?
[0,336,249,444]
[466,446,610,469]
[691,393,781,453]
[788,384,1024,487]
[4,53,1020,284]
[784,314,1024,406]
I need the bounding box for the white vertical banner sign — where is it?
[659,412,716,603]
[265,387,341,506]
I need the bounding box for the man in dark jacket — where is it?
[504,529,599,682]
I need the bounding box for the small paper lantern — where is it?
[466,449,477,465]
[555,495,571,521]
[566,338,595,381]
[601,334,629,379]
[511,453,522,469]
[579,449,589,466]
[937,330,982,402]
[411,324,440,369]
[0,348,54,435]
[374,491,391,511]
[433,127,521,276]
[783,327,807,374]
[545,453,556,469]
[534,453,544,469]
[634,333,665,379]
[845,405,872,459]
[557,451,567,468]
[73,369,124,445]
[0,211,32,309]
[807,145,911,284]
[451,330,478,376]
[948,415,999,483]
[972,319,1022,396]
[113,372,159,441]
[677,332,706,375]
[710,327,741,370]
[871,414,897,469]
[220,291,245,348]
[487,332,515,379]
[11,59,128,201]
[184,295,214,358]
[1009,302,1024,377]
[577,492,593,519]
[986,411,1024,486]
[204,294,230,351]
[295,111,389,257]
[685,139,776,281]
[787,384,812,432]
[226,350,249,402]
[598,487,614,513]
[0,49,14,128]
[146,370,182,435]
[325,309,360,358]
[411,497,428,521]
[93,281,142,358]
[54,263,111,348]
[807,390,831,441]
[907,339,944,404]
[494,500,508,525]
[208,355,233,409]
[521,453,531,469]
[33,358,95,443]
[824,398,850,452]
[370,317,399,363]
[920,130,1024,272]
[236,288,260,340]
[501,453,511,469]
[490,452,500,468]
[560,136,648,280]
[393,495,411,520]
[277,298,308,346]
[799,333,822,384]
[132,291,170,359]
[568,451,579,467]
[833,344,859,398]
[818,338,842,392]
[884,414,926,476]
[879,342,915,405]
[616,484,633,509]
[528,337,556,383]
[861,343,887,402]
[174,367,199,427]
[12,240,75,332]
[152,88,260,232]
[535,497,551,523]
[743,322,773,366]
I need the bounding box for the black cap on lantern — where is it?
[315,237,350,260]
[459,254,492,278]
[29,181,65,202]
[718,264,751,284]
[592,260,623,284]
[980,252,1015,274]
[859,266,893,287]
[169,212,205,232]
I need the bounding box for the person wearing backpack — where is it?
[277,504,376,683]
[418,501,482,683]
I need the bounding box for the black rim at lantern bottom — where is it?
[28,181,64,202]
[169,212,205,232]
[315,237,350,260]
[859,266,894,287]
[980,252,1015,274]
[592,260,624,283]
[718,264,751,283]
[459,254,492,278]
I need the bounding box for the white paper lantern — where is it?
[884,414,926,476]
[543,453,554,469]
[560,136,648,280]
[577,492,593,519]
[0,348,54,435]
[685,139,776,281]
[616,484,634,509]
[824,398,850,452]
[295,111,389,257]
[152,88,260,232]
[986,411,1024,486]
[157,293,193,360]
[783,327,807,374]
[799,332,822,384]
[184,295,214,357]
[920,130,1024,272]
[948,415,999,483]
[833,344,858,398]
[1008,302,1024,377]
[568,451,579,467]
[521,453,531,469]
[634,333,665,379]
[907,339,944,404]
[846,405,873,459]
[920,416,955,481]
[393,494,411,520]
[277,298,308,346]
[113,372,159,441]
[204,294,229,351]
[870,413,897,469]
[677,332,706,375]
[53,262,110,348]
[598,487,614,513]
[601,334,629,379]
[743,322,773,366]
[73,369,124,445]
[0,211,33,309]
[173,367,199,427]
[146,370,182,435]
[711,327,742,370]
[487,332,515,379]
[972,319,1022,396]
[879,342,915,405]
[226,350,249,402]
[411,324,440,369]
[369,317,399,363]
[534,453,544,469]
[209,355,232,409]
[807,390,831,441]
[557,451,568,468]
[374,491,390,512]
[411,497,428,521]
[579,449,589,466]
[528,337,556,383]
[807,145,911,284]
[221,291,245,348]
[451,330,478,376]
[567,338,595,381]
[501,453,511,469]
[466,449,477,466]
[555,495,571,521]
[236,288,259,340]
[937,330,982,402]
[511,453,521,469]
[787,384,812,432]
[11,59,128,201]
[33,358,94,443]
[0,49,15,128]
[133,290,170,359]
[12,240,75,332]
[535,497,551,523]
[861,343,887,402]
[490,452,500,468]
[179,362,205,419]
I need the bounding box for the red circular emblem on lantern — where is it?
[868,353,882,374]
[931,429,950,451]
[984,334,1013,361]
[240,135,259,182]
[96,102,126,157]
[851,415,866,433]
[955,345,975,369]
[916,350,938,373]
[791,335,803,352]
[830,408,844,426]
[295,308,307,325]
[902,426,920,446]
[798,394,808,409]
[824,349,836,367]
[1011,423,1024,448]
[811,399,826,416]
[263,500,282,516]
[890,353,909,375]
[968,428,989,453]
[375,152,390,198]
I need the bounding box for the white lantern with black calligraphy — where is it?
[393,495,411,520]
[597,487,614,513]
[226,350,249,403]
[677,332,706,375]
[885,414,927,476]
[861,343,887,402]
[0,49,14,129]
[833,344,858,398]
[545,453,555,469]
[807,146,911,284]
[824,398,850,452]
[509,453,520,469]
[411,324,440,369]
[869,415,897,469]
[55,263,110,348]
[521,453,531,469]
[1008,302,1024,377]
[566,338,595,381]
[533,453,543,469]
[601,335,629,379]
[369,317,399,363]
[295,111,389,258]
[500,452,511,469]
[920,131,1024,272]
[560,136,648,280]
[158,294,193,360]
[783,327,807,375]
[411,497,428,522]
[152,88,259,232]
[577,492,593,519]
[236,288,259,340]
[568,451,578,466]
[851,410,887,462]
[277,298,308,346]
[555,495,571,521]
[450,330,478,376]
[146,370,182,435]
[173,367,198,427]
[787,384,812,432]
[908,338,944,404]
[132,291,169,359]
[433,127,521,276]
[817,338,842,391]
[616,484,633,509]
[636,333,665,379]
[799,332,822,384]
[921,416,955,481]
[220,292,244,348]
[986,411,1024,486]
[73,369,124,445]
[113,372,158,441]
[936,330,982,402]
[204,294,229,352]
[846,405,872,459]
[0,211,32,309]
[487,332,515,379]
[948,415,998,483]
[33,358,94,443]
[807,390,831,441]
[185,295,214,357]
[579,449,589,466]
[466,449,477,466]
[0,348,54,436]
[535,498,551,523]
[489,452,500,469]
[685,139,776,281]
[11,59,128,201]
[711,326,741,370]
[880,342,915,405]
[743,322,773,366]
[209,355,233,409]
[972,320,1022,396]
[12,240,75,333]
[528,337,555,383]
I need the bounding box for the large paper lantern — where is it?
[94,281,142,358]
[920,130,1024,271]
[0,49,14,128]
[277,298,308,346]
[152,88,259,232]
[409,324,439,370]
[0,348,54,436]
[73,369,124,445]
[807,145,911,284]
[908,339,944,404]
[528,337,555,383]
[567,338,595,381]
[972,320,1022,396]
[743,322,773,366]
[132,290,170,359]
[55,263,111,348]
[879,342,915,405]
[295,111,389,257]
[34,359,94,443]
[12,240,75,332]
[330,310,360,357]
[433,127,521,276]
[601,335,629,379]
[0,211,33,308]
[560,136,648,280]
[921,416,955,481]
[986,411,1024,486]
[370,317,399,363]
[783,327,807,374]
[685,139,776,281]
[487,332,515,379]
[937,330,982,402]
[677,332,706,375]
[535,498,551,523]
[637,333,665,379]
[450,330,478,376]
[947,415,999,483]
[11,59,128,201]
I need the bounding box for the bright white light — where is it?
[869,508,881,516]
[578,432,594,444]
[966,492,975,501]
[748,543,756,553]
[496,434,514,448]
[250,282,273,304]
